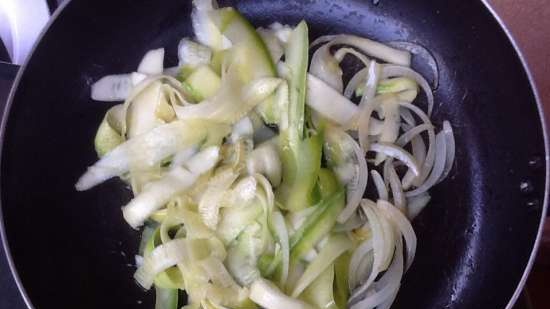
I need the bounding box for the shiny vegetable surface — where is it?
[77,1,455,308]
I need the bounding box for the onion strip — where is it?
[382,65,434,115]
[369,143,420,177]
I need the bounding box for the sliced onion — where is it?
[356,95,386,150]
[382,65,434,115]
[402,135,427,190]
[309,43,343,92]
[371,170,388,201]
[311,34,411,66]
[369,142,420,177]
[334,212,365,232]
[437,120,455,183]
[178,38,212,67]
[359,60,382,109]
[247,142,282,187]
[257,27,285,62]
[396,123,433,147]
[351,200,385,301]
[269,22,293,44]
[374,100,400,165]
[387,165,406,213]
[333,47,370,66]
[350,237,403,309]
[344,67,368,98]
[91,74,133,102]
[399,106,416,126]
[349,238,373,290]
[138,48,165,75]
[192,0,231,51]
[398,102,436,187]
[388,41,439,89]
[374,204,396,271]
[377,200,416,270]
[337,131,369,224]
[406,130,446,197]
[407,192,431,220]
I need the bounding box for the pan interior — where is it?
[1,0,546,308]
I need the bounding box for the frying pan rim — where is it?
[0,1,547,309]
[480,1,549,308]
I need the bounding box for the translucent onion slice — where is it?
[371,170,388,201]
[349,238,373,290]
[257,27,285,63]
[191,0,231,51]
[311,34,411,66]
[406,130,447,197]
[377,200,417,270]
[396,123,433,147]
[369,143,420,177]
[337,131,369,224]
[402,135,427,190]
[359,60,382,109]
[387,165,406,213]
[247,142,282,187]
[375,204,396,271]
[334,212,365,232]
[437,120,456,183]
[178,38,212,67]
[374,100,400,165]
[350,237,404,309]
[382,65,434,115]
[398,102,436,187]
[407,192,431,220]
[399,107,416,126]
[309,43,344,92]
[351,200,385,301]
[344,67,368,98]
[388,41,439,89]
[91,74,133,102]
[333,47,370,66]
[138,48,165,75]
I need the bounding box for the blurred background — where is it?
[0,0,548,308]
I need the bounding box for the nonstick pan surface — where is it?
[0,0,547,308]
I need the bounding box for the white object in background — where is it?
[0,0,50,64]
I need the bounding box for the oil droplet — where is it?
[528,156,543,170]
[525,198,541,211]
[519,180,534,195]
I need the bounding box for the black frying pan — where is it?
[0,0,547,308]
